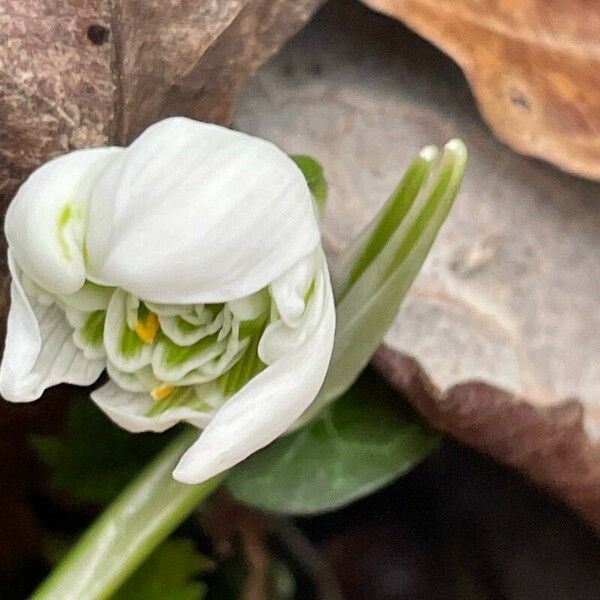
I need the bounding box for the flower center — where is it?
[18,249,319,419]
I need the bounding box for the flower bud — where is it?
[0,117,335,483]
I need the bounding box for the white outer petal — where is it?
[90,381,214,433]
[85,117,320,303]
[0,253,105,402]
[5,148,122,295]
[172,254,335,484]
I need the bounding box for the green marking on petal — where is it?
[137,303,150,320]
[175,317,202,334]
[80,310,106,347]
[146,385,212,416]
[238,312,269,340]
[204,304,224,319]
[120,324,147,358]
[57,204,74,260]
[161,333,220,367]
[146,386,195,416]
[304,277,316,304]
[219,332,266,396]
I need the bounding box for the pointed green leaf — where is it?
[302,139,467,422]
[227,370,440,514]
[332,145,438,300]
[30,429,223,600]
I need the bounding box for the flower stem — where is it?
[31,429,224,600]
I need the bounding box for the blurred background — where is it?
[2,373,599,599]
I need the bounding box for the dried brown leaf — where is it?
[0,0,323,203]
[373,347,600,525]
[362,0,600,180]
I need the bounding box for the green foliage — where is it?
[30,430,222,600]
[227,370,440,514]
[112,539,209,600]
[302,139,467,423]
[32,397,174,504]
[44,536,210,600]
[291,154,328,212]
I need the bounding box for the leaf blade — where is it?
[307,139,467,420]
[227,370,440,514]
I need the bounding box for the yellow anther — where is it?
[135,311,159,343]
[151,383,174,401]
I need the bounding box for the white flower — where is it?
[0,117,335,483]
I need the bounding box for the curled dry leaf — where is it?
[373,347,600,525]
[0,0,324,203]
[361,0,600,180]
[236,0,600,524]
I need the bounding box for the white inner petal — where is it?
[259,250,323,365]
[4,231,328,445]
[104,289,154,373]
[158,307,224,346]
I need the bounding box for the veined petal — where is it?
[0,253,104,402]
[158,310,224,346]
[91,381,215,433]
[5,148,122,295]
[172,254,335,484]
[85,117,321,303]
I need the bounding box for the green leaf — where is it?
[291,154,328,212]
[227,370,440,514]
[301,139,467,423]
[33,397,174,504]
[112,539,209,600]
[332,145,437,299]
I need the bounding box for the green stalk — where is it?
[31,429,224,600]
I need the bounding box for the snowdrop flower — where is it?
[0,117,335,483]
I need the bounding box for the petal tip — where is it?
[172,454,222,485]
